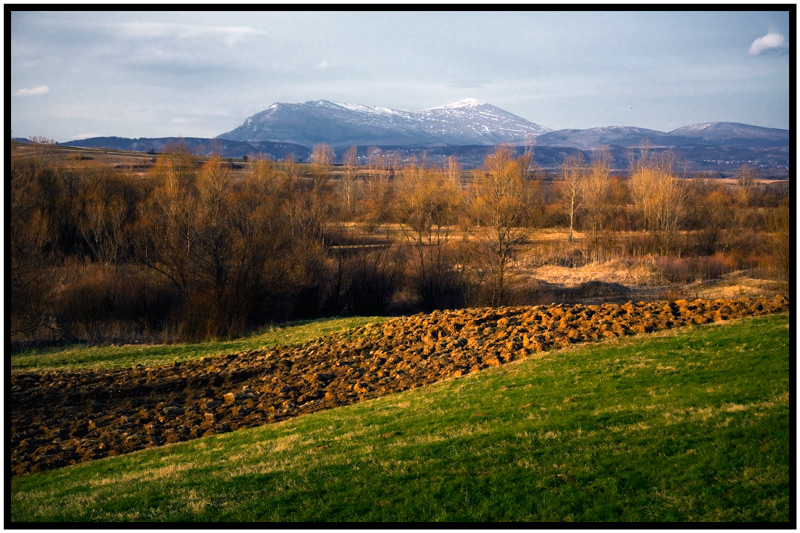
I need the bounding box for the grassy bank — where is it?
[10,313,791,523]
[10,316,387,371]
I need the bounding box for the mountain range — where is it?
[218,98,550,148]
[56,98,790,173]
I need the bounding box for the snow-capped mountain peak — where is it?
[673,122,714,133]
[218,98,551,148]
[426,98,487,110]
[335,102,403,116]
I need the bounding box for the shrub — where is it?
[54,265,180,343]
[654,253,738,284]
[345,247,405,316]
[413,267,465,312]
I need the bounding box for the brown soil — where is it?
[10,296,788,477]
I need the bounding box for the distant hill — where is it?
[534,126,675,149]
[535,122,789,150]
[58,136,311,161]
[217,98,551,149]
[667,122,791,147]
[55,99,789,173]
[532,123,789,173]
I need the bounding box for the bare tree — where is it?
[340,146,360,219]
[629,149,687,255]
[193,157,235,293]
[80,174,128,266]
[305,143,336,244]
[137,154,195,303]
[558,152,586,244]
[397,160,463,309]
[582,148,612,261]
[280,154,301,240]
[9,153,64,338]
[523,133,537,174]
[470,145,533,306]
[140,153,297,338]
[446,155,463,188]
[385,150,401,191]
[309,143,335,196]
[361,147,393,232]
[686,179,734,255]
[150,139,196,191]
[731,164,760,242]
[29,135,56,145]
[766,196,790,288]
[733,164,759,207]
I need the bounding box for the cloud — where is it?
[72,132,103,140]
[749,32,788,55]
[113,22,262,46]
[15,85,49,96]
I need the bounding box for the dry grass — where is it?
[515,245,786,304]
[685,273,787,300]
[88,462,195,487]
[526,259,661,287]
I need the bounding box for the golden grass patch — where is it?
[183,488,211,514]
[525,258,662,287]
[270,433,305,453]
[89,461,195,487]
[226,459,288,478]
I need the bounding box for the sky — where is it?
[10,8,792,142]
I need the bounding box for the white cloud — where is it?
[15,85,49,96]
[113,22,262,46]
[749,32,787,55]
[72,132,102,140]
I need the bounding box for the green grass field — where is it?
[10,316,387,371]
[10,313,791,523]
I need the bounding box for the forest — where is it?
[10,139,790,347]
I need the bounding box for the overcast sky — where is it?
[10,8,791,142]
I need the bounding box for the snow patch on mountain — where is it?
[336,102,402,116]
[425,98,487,110]
[218,98,551,147]
[670,122,715,134]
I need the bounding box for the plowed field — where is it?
[10,296,788,477]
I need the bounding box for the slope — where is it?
[217,99,550,148]
[10,297,788,477]
[10,311,791,523]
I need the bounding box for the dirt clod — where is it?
[10,297,788,477]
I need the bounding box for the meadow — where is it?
[10,312,791,523]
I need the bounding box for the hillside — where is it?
[10,296,788,477]
[10,310,791,523]
[217,98,551,148]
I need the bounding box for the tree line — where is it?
[10,140,789,345]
